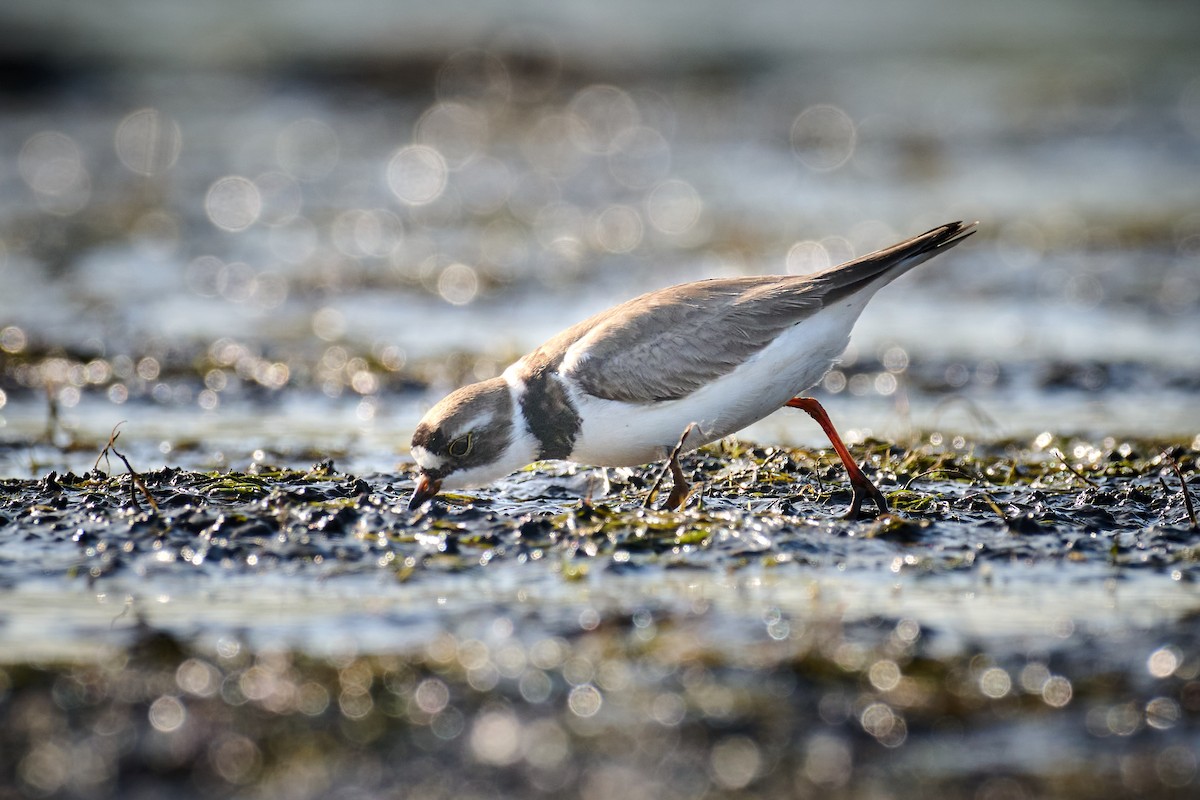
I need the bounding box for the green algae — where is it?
[0,434,1197,584]
[0,433,1197,798]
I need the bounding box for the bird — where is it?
[408,220,976,517]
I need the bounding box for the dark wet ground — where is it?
[4,1,1200,797]
[2,435,1198,797]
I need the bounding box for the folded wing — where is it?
[535,221,975,405]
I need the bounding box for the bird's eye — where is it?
[447,434,473,458]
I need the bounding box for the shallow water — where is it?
[2,1,1200,797]
[1,444,1198,797]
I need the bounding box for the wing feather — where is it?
[518,221,975,405]
[563,278,823,402]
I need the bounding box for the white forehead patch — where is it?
[411,445,445,472]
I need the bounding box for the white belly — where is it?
[566,304,858,467]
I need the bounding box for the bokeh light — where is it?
[205,176,262,232]
[115,108,183,176]
[1157,746,1197,788]
[592,204,644,254]
[568,84,639,154]
[387,145,449,206]
[1147,646,1181,678]
[979,667,1012,699]
[868,659,901,691]
[331,208,404,259]
[860,702,906,747]
[18,131,90,214]
[566,684,602,717]
[1,326,28,353]
[2,15,1198,800]
[709,735,761,790]
[646,179,701,236]
[1042,675,1073,708]
[786,240,831,274]
[469,710,521,765]
[802,734,852,787]
[436,262,479,305]
[148,695,187,732]
[415,102,487,169]
[209,734,262,784]
[790,104,857,171]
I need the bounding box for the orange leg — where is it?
[786,397,888,519]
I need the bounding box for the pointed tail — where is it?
[813,220,978,306]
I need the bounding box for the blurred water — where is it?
[5,552,1198,662]
[1,0,1199,618]
[1,9,1199,796]
[2,2,1198,474]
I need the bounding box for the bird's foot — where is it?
[845,469,889,520]
[663,478,690,511]
[644,422,698,511]
[785,396,889,520]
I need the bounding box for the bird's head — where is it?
[408,377,527,509]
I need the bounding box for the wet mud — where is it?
[2,435,1197,798]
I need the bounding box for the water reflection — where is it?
[115,108,183,176]
[593,204,644,253]
[253,171,302,226]
[436,49,512,103]
[436,262,479,305]
[645,178,701,236]
[609,126,671,188]
[1,10,1198,799]
[276,118,340,180]
[18,131,90,215]
[387,145,449,206]
[415,102,487,168]
[790,104,857,171]
[205,176,262,232]
[568,85,639,154]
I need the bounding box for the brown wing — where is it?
[527,221,975,404]
[560,277,824,402]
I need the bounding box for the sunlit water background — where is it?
[1,4,1199,792]
[3,1,1199,478]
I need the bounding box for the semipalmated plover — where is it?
[409,220,976,517]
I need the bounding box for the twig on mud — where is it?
[977,492,1010,525]
[95,422,159,512]
[94,421,125,473]
[44,383,62,444]
[1050,449,1100,488]
[1161,451,1198,529]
